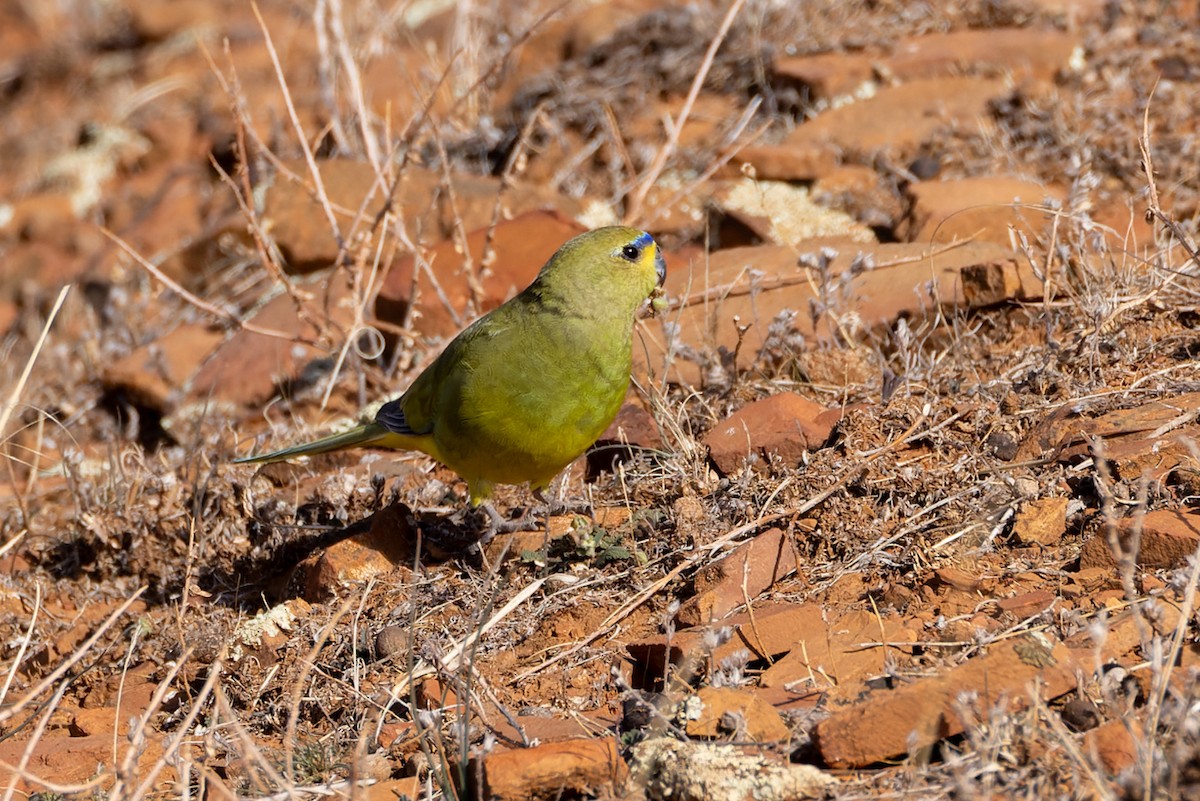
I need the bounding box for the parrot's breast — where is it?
[431,315,631,490]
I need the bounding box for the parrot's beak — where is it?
[645,247,669,318]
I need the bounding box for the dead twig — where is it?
[625,0,747,225]
[101,229,312,344]
[0,285,69,442]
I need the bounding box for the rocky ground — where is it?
[2,0,1200,798]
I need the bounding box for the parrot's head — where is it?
[536,226,666,319]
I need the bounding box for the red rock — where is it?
[651,240,1032,388]
[479,737,627,801]
[1066,568,1117,597]
[137,113,214,167]
[959,257,1037,307]
[884,28,1080,84]
[126,0,217,40]
[779,77,1008,164]
[1089,392,1200,437]
[70,706,129,737]
[605,403,664,450]
[488,710,621,749]
[1092,195,1158,257]
[676,528,797,626]
[704,392,836,475]
[102,323,224,411]
[1065,600,1180,669]
[0,732,167,795]
[1079,509,1200,570]
[812,165,905,229]
[995,589,1057,618]
[685,686,790,742]
[759,608,919,701]
[1,241,87,299]
[2,193,75,241]
[363,778,423,801]
[773,51,875,105]
[301,503,416,600]
[1015,400,1117,464]
[378,720,415,749]
[901,177,1067,246]
[587,402,666,477]
[814,636,1078,768]
[415,678,463,715]
[0,6,40,65]
[81,663,159,710]
[795,350,876,390]
[263,159,404,275]
[732,143,840,183]
[1012,497,1069,546]
[1024,393,1200,480]
[375,210,587,339]
[627,603,822,685]
[1084,718,1142,776]
[0,298,16,335]
[191,271,356,406]
[932,566,984,592]
[264,160,571,275]
[103,165,208,278]
[445,179,581,251]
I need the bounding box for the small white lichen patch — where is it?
[230,602,300,662]
[577,199,620,230]
[631,737,833,801]
[719,178,874,245]
[41,124,151,217]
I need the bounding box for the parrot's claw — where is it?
[416,504,511,552]
[490,515,542,535]
[479,493,594,541]
[471,503,540,544]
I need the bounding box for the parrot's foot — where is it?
[414,504,513,554]
[449,504,540,546]
[485,505,542,535]
[532,489,593,519]
[423,497,590,554]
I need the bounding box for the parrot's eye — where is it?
[621,243,642,261]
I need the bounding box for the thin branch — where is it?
[624,0,747,225]
[101,228,312,344]
[0,284,69,442]
[251,1,346,262]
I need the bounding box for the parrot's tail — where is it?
[234,422,392,464]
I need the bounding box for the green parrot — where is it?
[236,226,667,508]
